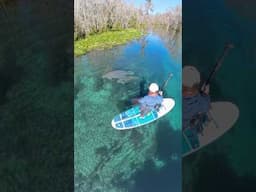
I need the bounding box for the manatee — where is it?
[102,70,138,84]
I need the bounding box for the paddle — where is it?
[201,43,234,92]
[160,73,173,91]
[160,73,173,94]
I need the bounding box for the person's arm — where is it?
[138,96,147,107]
[138,97,148,112]
[159,95,163,103]
[201,83,210,95]
[199,94,211,113]
[155,96,163,109]
[200,83,210,112]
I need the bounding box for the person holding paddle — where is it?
[132,83,163,117]
[183,44,234,136]
[182,66,211,134]
[183,43,234,131]
[132,73,173,117]
[137,83,163,117]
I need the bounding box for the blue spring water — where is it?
[75,33,181,191]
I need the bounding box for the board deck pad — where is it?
[182,102,239,157]
[112,98,175,130]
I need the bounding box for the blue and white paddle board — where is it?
[182,102,239,157]
[111,98,175,130]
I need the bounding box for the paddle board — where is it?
[183,101,239,157]
[112,98,175,130]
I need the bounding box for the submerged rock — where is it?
[102,70,138,84]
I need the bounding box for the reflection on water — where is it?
[75,32,181,191]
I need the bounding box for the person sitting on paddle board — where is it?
[133,83,163,117]
[182,66,211,134]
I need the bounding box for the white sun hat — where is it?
[182,66,201,87]
[149,83,159,92]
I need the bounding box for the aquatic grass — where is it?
[74,29,144,56]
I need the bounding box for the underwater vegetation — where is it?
[75,74,161,192]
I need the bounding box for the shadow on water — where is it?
[139,36,149,57]
[155,120,180,161]
[139,77,148,97]
[0,45,23,104]
[131,159,180,192]
[94,77,104,91]
[116,99,132,112]
[45,41,73,86]
[185,152,256,192]
[129,120,181,192]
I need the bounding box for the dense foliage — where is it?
[74,0,181,39]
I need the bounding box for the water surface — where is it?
[183,0,256,190]
[75,33,181,192]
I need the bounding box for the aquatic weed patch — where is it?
[74,29,144,56]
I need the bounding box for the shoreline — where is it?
[74,29,145,57]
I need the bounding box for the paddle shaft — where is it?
[161,73,173,91]
[202,43,234,90]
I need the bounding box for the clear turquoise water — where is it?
[183,0,256,191]
[75,33,181,191]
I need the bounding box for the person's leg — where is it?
[140,106,151,117]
